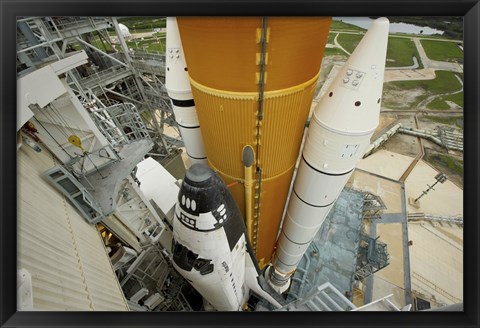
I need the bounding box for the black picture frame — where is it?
[1,0,478,327]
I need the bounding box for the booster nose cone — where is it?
[185,163,214,186]
[348,17,390,73]
[313,17,390,136]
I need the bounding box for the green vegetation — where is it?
[420,39,463,62]
[427,153,463,176]
[336,33,363,54]
[323,47,348,56]
[386,37,423,68]
[118,17,166,32]
[389,70,461,94]
[383,71,462,109]
[424,115,464,129]
[330,20,366,32]
[327,32,337,45]
[126,37,166,53]
[427,92,463,110]
[386,16,463,40]
[336,34,421,68]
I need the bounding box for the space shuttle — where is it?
[166,17,390,309]
[171,164,282,310]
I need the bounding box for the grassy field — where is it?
[427,153,463,176]
[336,33,363,54]
[323,47,348,56]
[330,20,367,32]
[420,39,463,62]
[126,37,166,53]
[424,115,464,129]
[117,17,165,32]
[427,92,463,110]
[382,71,462,109]
[386,37,423,68]
[389,70,461,94]
[327,32,337,45]
[336,34,422,68]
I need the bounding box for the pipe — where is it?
[398,128,444,147]
[363,123,402,158]
[242,145,255,242]
[268,18,390,291]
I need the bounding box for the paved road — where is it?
[330,29,462,43]
[381,109,463,115]
[333,33,350,56]
[413,38,463,73]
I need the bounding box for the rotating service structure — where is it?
[268,18,390,290]
[177,17,331,267]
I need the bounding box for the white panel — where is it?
[172,105,200,127]
[178,126,207,163]
[17,144,129,311]
[17,66,66,130]
[294,164,353,206]
[165,17,207,164]
[275,239,308,273]
[282,193,332,243]
[50,50,89,75]
[303,121,372,174]
[165,17,192,97]
[136,157,179,215]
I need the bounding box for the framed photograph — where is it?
[2,0,478,327]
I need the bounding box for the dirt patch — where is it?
[384,68,436,83]
[382,133,419,158]
[424,148,463,189]
[371,114,398,139]
[382,86,426,110]
[379,115,420,158]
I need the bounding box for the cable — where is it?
[33,117,73,159]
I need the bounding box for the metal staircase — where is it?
[44,165,106,224]
[281,282,357,311]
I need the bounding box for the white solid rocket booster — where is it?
[268,17,390,290]
[165,17,207,166]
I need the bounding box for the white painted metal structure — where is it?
[17,144,129,311]
[269,18,390,289]
[165,17,207,166]
[363,123,403,158]
[17,51,118,175]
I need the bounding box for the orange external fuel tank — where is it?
[177,17,331,267]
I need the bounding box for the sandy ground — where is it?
[371,115,398,140]
[358,149,462,217]
[347,168,406,308]
[408,222,463,305]
[348,167,403,214]
[372,223,406,308]
[358,149,414,181]
[384,68,436,83]
[353,149,463,309]
[405,160,463,217]
[371,275,407,309]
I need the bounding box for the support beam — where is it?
[76,37,129,68]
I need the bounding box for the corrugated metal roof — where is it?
[18,143,129,311]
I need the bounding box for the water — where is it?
[334,17,444,35]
